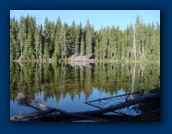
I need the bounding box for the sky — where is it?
[10,10,160,31]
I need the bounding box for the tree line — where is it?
[10,15,160,62]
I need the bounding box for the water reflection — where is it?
[10,62,160,116]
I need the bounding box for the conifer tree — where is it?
[53,16,62,60]
[75,23,82,56]
[10,17,19,60]
[80,32,85,56]
[85,20,92,58]
[17,16,27,61]
[60,26,67,59]
[67,20,76,57]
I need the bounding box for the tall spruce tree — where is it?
[17,16,27,61]
[60,25,67,59]
[66,20,76,57]
[80,31,85,56]
[53,16,62,60]
[85,20,93,58]
[75,23,82,56]
[10,17,19,61]
[109,26,116,60]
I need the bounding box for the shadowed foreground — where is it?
[10,88,160,122]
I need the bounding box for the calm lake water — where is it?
[10,62,160,117]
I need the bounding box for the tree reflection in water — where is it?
[10,62,160,115]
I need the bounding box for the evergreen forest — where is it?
[10,15,160,62]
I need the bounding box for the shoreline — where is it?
[11,59,160,64]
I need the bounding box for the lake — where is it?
[10,62,160,119]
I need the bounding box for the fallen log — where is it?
[10,93,107,122]
[25,109,160,122]
[73,91,160,116]
[10,109,56,121]
[10,91,160,122]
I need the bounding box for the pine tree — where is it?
[39,25,43,61]
[43,17,55,59]
[49,22,55,58]
[53,16,62,60]
[23,29,35,60]
[21,16,36,60]
[133,25,136,61]
[43,43,49,60]
[146,24,152,60]
[60,26,67,59]
[140,23,147,60]
[34,25,43,60]
[109,26,116,60]
[101,28,108,60]
[85,20,92,58]
[67,20,76,57]
[154,22,160,61]
[115,26,121,60]
[75,23,82,56]
[80,31,85,56]
[125,24,133,60]
[135,16,143,60]
[10,17,19,61]
[35,27,39,60]
[94,31,101,59]
[17,16,27,61]
[121,29,128,60]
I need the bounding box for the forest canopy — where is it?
[10,15,160,62]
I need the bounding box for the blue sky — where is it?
[10,10,160,31]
